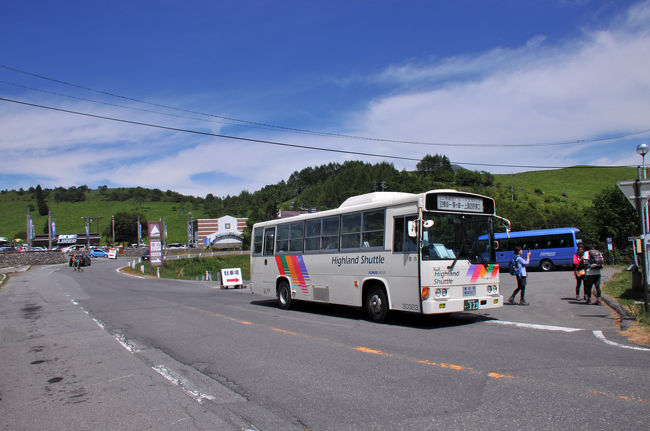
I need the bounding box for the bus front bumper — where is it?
[422,295,503,314]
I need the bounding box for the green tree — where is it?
[416,154,455,183]
[582,186,637,250]
[110,212,147,244]
[35,184,49,216]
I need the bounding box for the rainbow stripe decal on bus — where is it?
[275,255,311,295]
[466,264,499,283]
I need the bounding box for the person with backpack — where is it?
[582,243,603,305]
[507,246,531,305]
[573,244,587,300]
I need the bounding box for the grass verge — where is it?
[122,254,250,282]
[602,270,650,345]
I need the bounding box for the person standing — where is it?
[507,246,531,305]
[583,244,603,305]
[573,244,587,300]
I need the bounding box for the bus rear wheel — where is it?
[540,259,554,272]
[364,286,388,323]
[277,280,292,310]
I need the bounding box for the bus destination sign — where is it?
[436,195,484,213]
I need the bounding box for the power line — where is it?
[2,64,649,148]
[0,96,633,170]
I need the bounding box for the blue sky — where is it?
[1,0,650,197]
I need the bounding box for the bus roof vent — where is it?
[339,192,414,208]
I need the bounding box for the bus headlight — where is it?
[434,288,449,299]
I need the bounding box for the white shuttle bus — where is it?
[250,190,509,322]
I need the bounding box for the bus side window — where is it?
[362,209,385,249]
[276,224,290,253]
[263,227,275,256]
[253,228,263,255]
[321,216,340,251]
[393,215,417,253]
[289,221,304,252]
[404,216,417,252]
[393,217,405,252]
[305,219,321,252]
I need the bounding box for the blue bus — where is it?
[493,227,582,271]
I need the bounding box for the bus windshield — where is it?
[421,213,494,264]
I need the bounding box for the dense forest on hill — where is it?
[0,154,639,252]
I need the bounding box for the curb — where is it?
[0,265,31,274]
[602,295,635,328]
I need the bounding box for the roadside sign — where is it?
[220,267,242,289]
[148,221,164,267]
[108,249,117,259]
[617,179,650,210]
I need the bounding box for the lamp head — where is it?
[637,143,649,157]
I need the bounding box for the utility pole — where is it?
[26,206,31,250]
[48,209,52,250]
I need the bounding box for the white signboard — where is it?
[220,267,243,288]
[148,221,164,267]
[108,249,118,259]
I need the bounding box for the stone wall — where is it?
[0,247,150,268]
[0,251,68,267]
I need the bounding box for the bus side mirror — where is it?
[408,221,417,238]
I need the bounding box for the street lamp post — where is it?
[637,143,650,312]
[637,143,649,179]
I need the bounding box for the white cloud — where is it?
[346,0,650,173]
[2,1,650,196]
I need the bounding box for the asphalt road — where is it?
[1,259,649,430]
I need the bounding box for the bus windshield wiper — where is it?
[447,243,464,270]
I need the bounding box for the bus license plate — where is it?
[463,286,476,296]
[464,299,479,311]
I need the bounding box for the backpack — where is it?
[588,249,603,269]
[509,255,519,276]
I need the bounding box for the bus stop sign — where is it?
[617,179,650,210]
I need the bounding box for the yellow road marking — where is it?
[148,296,646,405]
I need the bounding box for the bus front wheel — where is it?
[365,286,388,323]
[540,259,554,272]
[277,280,292,310]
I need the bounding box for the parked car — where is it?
[141,249,150,261]
[61,245,86,253]
[0,245,18,252]
[88,248,109,258]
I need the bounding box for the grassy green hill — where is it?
[0,189,207,244]
[493,166,637,207]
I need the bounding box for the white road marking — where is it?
[151,365,217,403]
[490,321,650,351]
[114,333,139,353]
[489,320,583,333]
[592,330,650,352]
[92,317,105,329]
